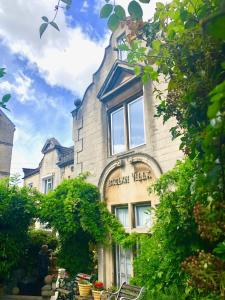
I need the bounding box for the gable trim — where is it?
[97,61,138,101]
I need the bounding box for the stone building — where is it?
[72,26,183,288]
[23,137,74,192]
[0,109,15,178]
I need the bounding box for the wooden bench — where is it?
[105,282,144,300]
[57,273,92,300]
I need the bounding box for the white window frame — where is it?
[111,106,126,155]
[42,176,54,194]
[134,203,151,228]
[128,96,146,149]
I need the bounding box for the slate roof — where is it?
[22,138,74,179]
[57,146,74,167]
[23,168,40,178]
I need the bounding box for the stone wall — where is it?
[0,109,15,178]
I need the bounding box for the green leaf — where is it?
[42,16,49,22]
[152,39,161,52]
[202,12,225,40]
[0,68,6,78]
[39,23,48,38]
[138,0,150,3]
[1,94,11,103]
[100,4,113,18]
[114,5,126,20]
[107,13,120,31]
[61,0,72,5]
[134,65,141,76]
[50,22,60,31]
[128,0,143,20]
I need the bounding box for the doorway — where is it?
[115,245,132,286]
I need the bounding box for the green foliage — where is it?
[39,23,49,38]
[18,229,58,275]
[100,0,151,31]
[133,160,204,292]
[202,11,225,40]
[0,178,40,282]
[128,1,143,20]
[39,176,137,275]
[100,4,113,18]
[0,68,11,110]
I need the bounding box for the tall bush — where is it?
[0,178,40,282]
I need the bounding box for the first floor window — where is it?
[115,206,129,228]
[128,97,145,148]
[43,177,53,193]
[110,96,145,155]
[111,107,126,154]
[134,204,151,228]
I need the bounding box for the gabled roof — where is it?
[23,138,74,179]
[23,168,40,179]
[97,60,139,102]
[41,137,61,154]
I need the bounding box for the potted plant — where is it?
[51,274,58,290]
[92,281,104,300]
[78,275,92,297]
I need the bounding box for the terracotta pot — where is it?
[92,290,102,300]
[78,283,92,296]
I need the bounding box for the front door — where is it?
[115,246,132,286]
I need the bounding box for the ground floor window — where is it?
[134,204,151,228]
[115,245,132,286]
[115,206,129,228]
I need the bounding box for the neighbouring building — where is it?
[71,25,183,288]
[0,109,15,178]
[23,137,74,192]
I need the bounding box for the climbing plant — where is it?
[39,176,137,275]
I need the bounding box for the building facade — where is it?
[23,137,74,192]
[0,109,15,178]
[72,26,183,288]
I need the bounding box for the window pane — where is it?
[135,205,151,227]
[117,35,127,61]
[128,97,145,148]
[44,177,53,193]
[111,108,126,154]
[115,207,129,227]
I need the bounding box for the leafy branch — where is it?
[0,68,11,110]
[39,0,72,38]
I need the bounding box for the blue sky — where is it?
[0,0,161,177]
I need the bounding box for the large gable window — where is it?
[111,107,126,155]
[110,96,145,155]
[128,97,145,148]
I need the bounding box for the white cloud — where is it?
[0,0,109,96]
[0,72,35,102]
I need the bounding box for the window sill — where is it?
[109,143,146,159]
